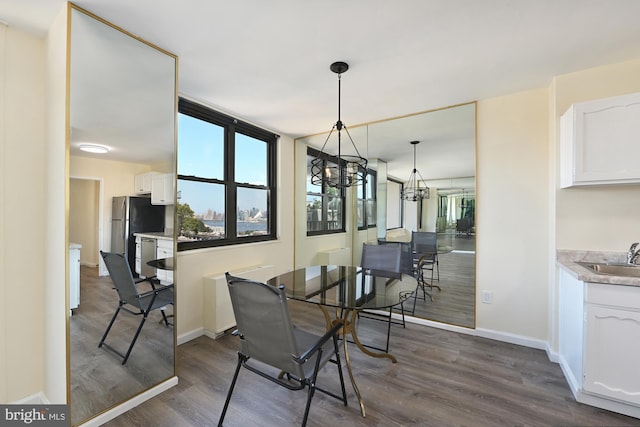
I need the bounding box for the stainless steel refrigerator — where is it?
[111,196,165,275]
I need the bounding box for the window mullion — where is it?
[226,125,237,239]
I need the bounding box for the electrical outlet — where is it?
[481,290,493,304]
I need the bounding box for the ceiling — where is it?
[3,0,640,180]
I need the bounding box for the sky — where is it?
[177,113,267,215]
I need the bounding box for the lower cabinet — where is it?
[156,239,173,284]
[558,267,640,418]
[583,283,640,406]
[134,235,174,284]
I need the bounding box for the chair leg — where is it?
[122,315,148,365]
[160,309,169,326]
[332,336,348,406]
[218,353,244,427]
[384,307,392,353]
[301,349,324,427]
[98,304,122,348]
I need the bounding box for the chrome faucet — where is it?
[627,242,640,264]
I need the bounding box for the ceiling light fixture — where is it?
[401,140,430,201]
[79,143,109,154]
[310,61,367,189]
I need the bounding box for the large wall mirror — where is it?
[296,102,476,328]
[68,4,177,425]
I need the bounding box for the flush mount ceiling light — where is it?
[310,61,367,189]
[79,143,109,154]
[401,140,430,201]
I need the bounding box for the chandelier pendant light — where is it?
[401,140,430,201]
[310,61,367,188]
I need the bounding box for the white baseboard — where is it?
[404,315,552,355]
[474,327,548,350]
[177,327,204,345]
[78,376,178,427]
[12,392,49,404]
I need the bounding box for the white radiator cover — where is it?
[203,265,274,338]
[317,247,351,266]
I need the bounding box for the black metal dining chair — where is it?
[359,242,409,353]
[219,273,348,427]
[98,251,174,365]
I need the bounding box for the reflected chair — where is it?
[411,232,440,314]
[98,251,174,365]
[219,273,347,427]
[359,242,409,353]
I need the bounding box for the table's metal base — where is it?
[319,306,397,417]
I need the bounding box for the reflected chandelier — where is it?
[310,61,367,189]
[401,140,430,201]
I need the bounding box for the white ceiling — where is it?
[3,0,640,181]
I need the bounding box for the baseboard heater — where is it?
[203,265,274,338]
[317,247,351,266]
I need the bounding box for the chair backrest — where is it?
[360,243,402,280]
[100,251,141,307]
[225,273,304,378]
[411,231,437,255]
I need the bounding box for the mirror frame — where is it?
[66,3,179,424]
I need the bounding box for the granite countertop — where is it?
[557,249,640,287]
[134,231,174,241]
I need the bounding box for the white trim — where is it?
[78,376,178,427]
[178,327,204,345]
[11,392,49,404]
[403,315,553,354]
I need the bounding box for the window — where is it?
[357,170,377,230]
[306,148,345,235]
[177,98,277,250]
[386,178,403,229]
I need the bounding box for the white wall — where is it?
[0,24,47,402]
[554,58,640,251]
[43,4,68,404]
[70,179,100,266]
[476,87,551,340]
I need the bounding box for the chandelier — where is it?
[401,140,430,201]
[310,61,367,189]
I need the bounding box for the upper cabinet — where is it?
[560,92,640,188]
[151,173,175,205]
[135,171,161,194]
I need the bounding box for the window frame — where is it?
[357,169,377,230]
[306,147,346,236]
[386,177,404,230]
[177,97,278,251]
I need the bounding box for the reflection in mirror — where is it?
[68,5,177,425]
[370,103,476,328]
[296,102,475,328]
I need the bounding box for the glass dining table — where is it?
[267,265,417,417]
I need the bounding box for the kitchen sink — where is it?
[577,261,640,278]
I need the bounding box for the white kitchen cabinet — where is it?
[155,238,174,284]
[135,237,142,275]
[151,173,174,205]
[69,243,82,311]
[134,171,161,194]
[558,266,640,418]
[560,91,640,188]
[558,268,584,393]
[583,283,640,406]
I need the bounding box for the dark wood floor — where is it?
[412,232,475,328]
[70,266,174,425]
[104,299,638,427]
